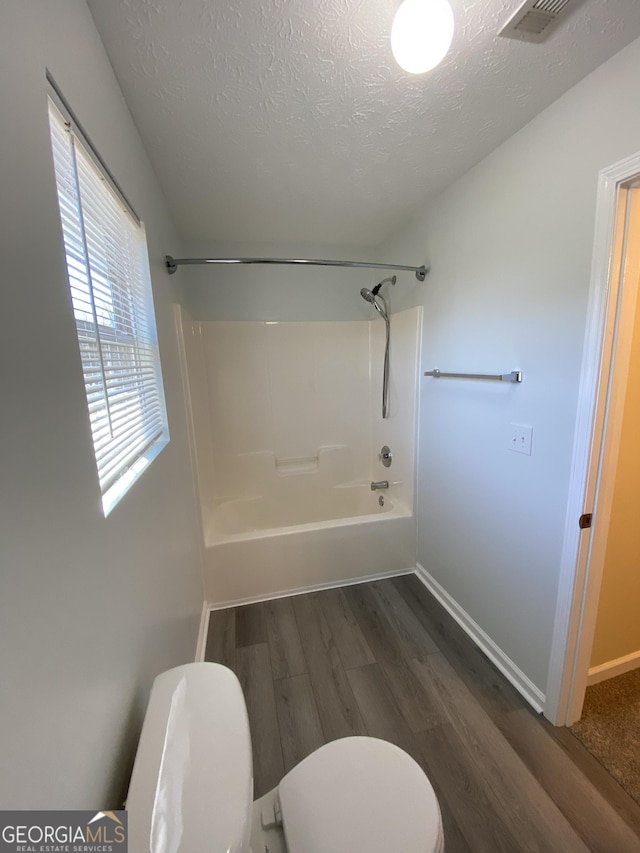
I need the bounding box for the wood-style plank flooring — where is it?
[205,575,640,852]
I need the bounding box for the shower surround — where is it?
[180,308,422,605]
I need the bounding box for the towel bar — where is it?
[424,369,522,383]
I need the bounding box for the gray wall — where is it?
[0,0,203,808]
[378,35,640,694]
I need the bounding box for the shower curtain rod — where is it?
[165,255,428,281]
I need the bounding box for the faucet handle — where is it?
[379,445,392,468]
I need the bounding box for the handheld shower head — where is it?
[360,279,394,420]
[360,287,388,321]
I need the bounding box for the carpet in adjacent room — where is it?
[570,668,640,805]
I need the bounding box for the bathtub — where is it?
[207,483,394,541]
[201,477,416,605]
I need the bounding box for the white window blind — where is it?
[48,98,168,514]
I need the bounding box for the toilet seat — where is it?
[277,736,444,853]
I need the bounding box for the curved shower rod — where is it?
[165,255,428,281]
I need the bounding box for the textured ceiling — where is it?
[86,0,640,247]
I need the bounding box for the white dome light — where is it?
[391,0,455,75]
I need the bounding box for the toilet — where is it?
[126,662,444,852]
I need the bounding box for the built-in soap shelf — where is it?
[275,455,320,475]
[234,445,355,484]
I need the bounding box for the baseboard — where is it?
[208,567,415,611]
[414,563,546,714]
[587,650,640,685]
[194,600,211,662]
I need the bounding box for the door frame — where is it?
[545,151,640,726]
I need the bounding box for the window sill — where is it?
[101,435,170,517]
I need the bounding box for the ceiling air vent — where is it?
[498,0,586,43]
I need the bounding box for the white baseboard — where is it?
[414,563,546,714]
[194,600,211,662]
[208,567,415,611]
[587,650,640,685]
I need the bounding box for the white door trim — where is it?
[545,152,640,726]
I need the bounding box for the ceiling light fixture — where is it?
[391,0,455,74]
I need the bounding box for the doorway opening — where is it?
[546,153,640,733]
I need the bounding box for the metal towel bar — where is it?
[424,369,522,383]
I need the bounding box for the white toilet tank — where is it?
[126,662,253,853]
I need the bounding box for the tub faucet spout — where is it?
[371,480,389,491]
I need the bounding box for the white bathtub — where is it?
[207,483,394,542]
[201,481,415,605]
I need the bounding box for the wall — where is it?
[184,310,421,519]
[590,230,640,667]
[183,320,372,506]
[377,35,640,695]
[0,1,203,808]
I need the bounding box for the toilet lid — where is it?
[277,737,443,853]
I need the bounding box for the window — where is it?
[48,93,169,515]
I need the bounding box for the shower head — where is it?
[361,275,396,305]
[360,287,389,322]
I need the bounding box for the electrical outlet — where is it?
[509,423,533,455]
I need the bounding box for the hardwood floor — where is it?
[205,575,640,852]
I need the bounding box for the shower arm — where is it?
[165,255,428,281]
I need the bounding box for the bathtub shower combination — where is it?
[179,297,422,605]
